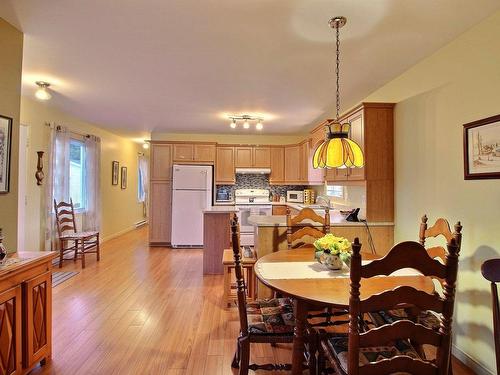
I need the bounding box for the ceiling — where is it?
[1,0,499,135]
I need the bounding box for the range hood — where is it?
[235,168,271,175]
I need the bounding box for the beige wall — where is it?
[151,132,305,145]
[20,97,145,250]
[0,18,22,251]
[365,10,500,374]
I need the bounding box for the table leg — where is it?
[292,299,309,375]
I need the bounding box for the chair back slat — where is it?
[358,356,438,375]
[54,199,77,237]
[359,320,441,347]
[481,258,500,375]
[419,215,462,247]
[348,236,461,375]
[360,285,443,314]
[361,241,446,280]
[230,214,248,335]
[286,207,330,249]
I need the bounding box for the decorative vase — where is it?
[318,252,343,270]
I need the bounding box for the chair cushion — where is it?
[246,298,295,334]
[60,231,99,240]
[368,309,441,331]
[327,334,421,374]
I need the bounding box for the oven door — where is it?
[236,205,272,246]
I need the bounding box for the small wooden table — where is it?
[254,248,435,375]
[222,249,256,307]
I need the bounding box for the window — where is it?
[69,139,86,210]
[137,154,148,202]
[138,167,145,202]
[326,185,346,200]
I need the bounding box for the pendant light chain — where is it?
[335,23,341,121]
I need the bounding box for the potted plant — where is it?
[313,233,352,270]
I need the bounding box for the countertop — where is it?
[248,214,394,227]
[203,206,239,213]
[0,251,57,279]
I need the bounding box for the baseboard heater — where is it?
[135,220,148,228]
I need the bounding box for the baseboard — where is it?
[135,219,148,228]
[452,344,495,375]
[101,225,137,243]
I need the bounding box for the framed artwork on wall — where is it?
[0,115,13,193]
[464,114,500,179]
[112,161,119,185]
[121,166,127,189]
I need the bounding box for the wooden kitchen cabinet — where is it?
[272,205,288,215]
[193,144,216,162]
[0,286,22,375]
[216,146,235,184]
[270,147,285,184]
[235,147,253,167]
[151,144,172,181]
[253,147,271,167]
[149,181,172,244]
[173,143,194,161]
[284,145,301,184]
[24,271,51,370]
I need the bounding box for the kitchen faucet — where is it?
[316,195,332,209]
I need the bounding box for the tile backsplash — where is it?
[216,174,306,200]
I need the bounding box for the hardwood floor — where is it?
[32,227,476,374]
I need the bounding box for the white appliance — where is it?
[287,190,304,203]
[235,189,272,246]
[171,164,213,247]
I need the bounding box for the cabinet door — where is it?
[216,147,235,184]
[253,147,271,167]
[235,147,253,167]
[347,111,365,180]
[308,138,325,184]
[270,147,285,184]
[24,272,51,369]
[149,181,172,243]
[299,142,309,183]
[151,144,172,181]
[326,167,348,182]
[193,144,215,162]
[284,145,301,183]
[0,286,22,375]
[272,205,288,216]
[173,144,194,161]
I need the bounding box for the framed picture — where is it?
[112,161,119,185]
[121,166,127,189]
[0,115,13,193]
[464,114,500,179]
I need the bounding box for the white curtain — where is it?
[82,135,101,232]
[138,154,148,218]
[45,125,70,250]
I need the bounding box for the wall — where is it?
[0,18,22,251]
[20,97,145,250]
[365,10,500,374]
[151,132,305,145]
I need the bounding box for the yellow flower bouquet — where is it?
[313,233,352,270]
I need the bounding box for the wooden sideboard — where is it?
[0,251,56,375]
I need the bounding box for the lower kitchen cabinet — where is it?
[0,252,55,375]
[149,181,172,244]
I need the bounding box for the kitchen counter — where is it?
[248,214,394,227]
[203,206,239,213]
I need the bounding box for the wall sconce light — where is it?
[35,81,52,101]
[35,151,44,185]
[142,142,150,150]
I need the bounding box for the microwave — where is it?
[287,190,304,203]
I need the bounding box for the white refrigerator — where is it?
[171,164,213,247]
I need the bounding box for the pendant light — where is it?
[313,17,364,169]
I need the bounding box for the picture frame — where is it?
[0,115,13,193]
[463,114,500,179]
[112,161,119,185]
[121,166,127,189]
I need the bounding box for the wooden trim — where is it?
[149,140,217,145]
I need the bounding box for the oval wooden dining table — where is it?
[254,248,435,375]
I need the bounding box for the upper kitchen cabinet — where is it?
[253,147,271,167]
[173,143,216,162]
[235,146,271,168]
[151,143,173,181]
[216,146,235,184]
[284,145,302,184]
[269,147,285,184]
[301,139,324,185]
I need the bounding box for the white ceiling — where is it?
[1,0,499,135]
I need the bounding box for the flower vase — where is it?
[318,252,343,270]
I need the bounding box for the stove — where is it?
[234,189,272,246]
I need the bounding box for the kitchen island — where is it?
[0,251,56,374]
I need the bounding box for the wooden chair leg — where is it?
[238,337,250,375]
[231,340,241,368]
[96,234,100,261]
[59,240,64,268]
[81,239,86,269]
[74,239,78,261]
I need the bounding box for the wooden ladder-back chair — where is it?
[286,207,330,249]
[481,258,500,374]
[320,238,461,375]
[54,199,100,269]
[230,214,297,374]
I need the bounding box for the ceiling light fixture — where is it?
[312,17,364,169]
[227,115,264,130]
[35,81,52,101]
[142,142,150,150]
